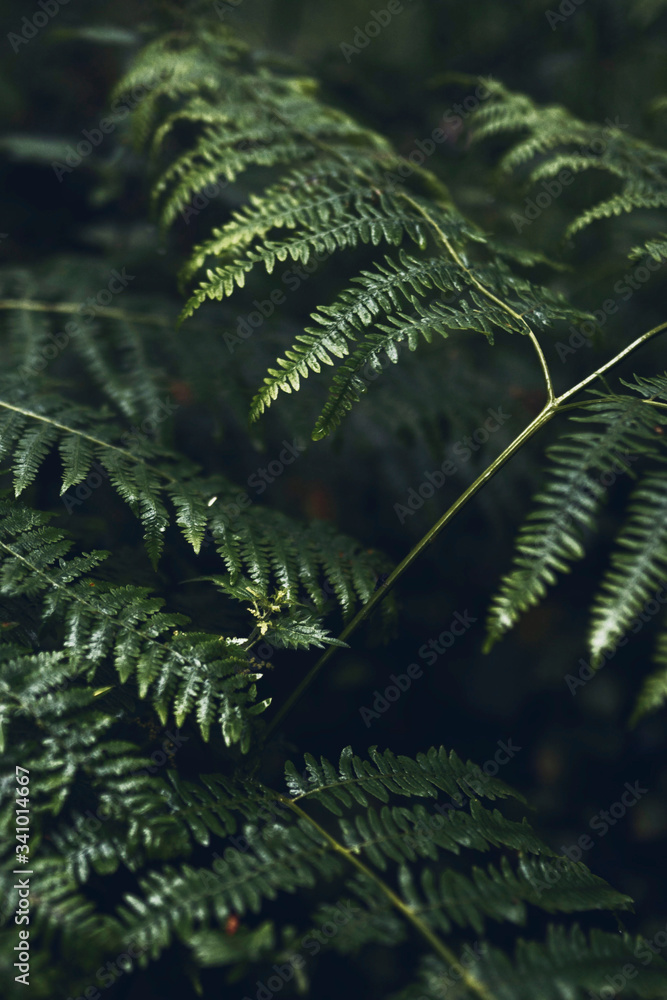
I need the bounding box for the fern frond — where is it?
[401,926,667,1000]
[0,497,266,745]
[209,507,393,620]
[249,238,587,432]
[486,392,664,650]
[179,197,429,322]
[589,463,667,662]
[119,24,589,438]
[471,78,667,240]
[630,233,667,261]
[0,340,391,605]
[632,633,667,722]
[180,158,396,282]
[284,745,527,813]
[109,29,248,150]
[0,386,181,563]
[568,190,667,238]
[45,746,638,993]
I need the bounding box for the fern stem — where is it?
[267,320,667,735]
[0,398,178,484]
[275,792,496,1000]
[394,192,556,403]
[554,320,667,405]
[266,402,558,737]
[253,99,555,404]
[0,538,195,673]
[0,299,174,328]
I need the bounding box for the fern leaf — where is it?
[471,78,667,241]
[632,632,667,722]
[405,926,667,1000]
[486,393,662,650]
[589,464,667,662]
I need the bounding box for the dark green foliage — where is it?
[119,23,589,442]
[470,79,667,247]
[2,4,667,999]
[486,381,667,720]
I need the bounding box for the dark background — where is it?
[2,0,667,997]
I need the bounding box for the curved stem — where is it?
[274,792,496,1000]
[267,317,667,738]
[260,99,556,405]
[396,192,556,404]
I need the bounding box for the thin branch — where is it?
[395,191,555,404]
[555,320,667,405]
[0,398,178,484]
[0,299,174,328]
[265,400,558,738]
[275,792,496,1000]
[267,317,667,737]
